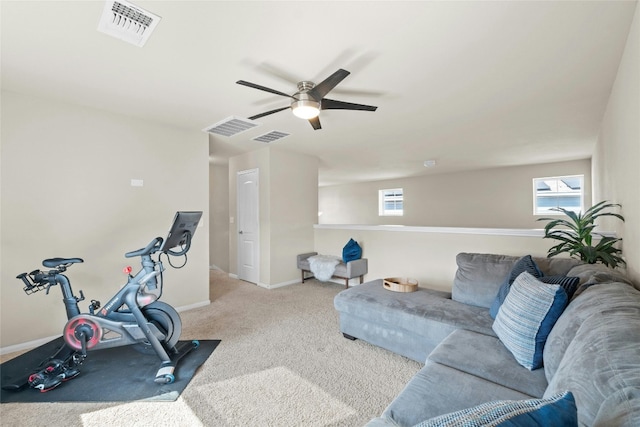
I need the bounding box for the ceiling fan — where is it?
[236,69,377,130]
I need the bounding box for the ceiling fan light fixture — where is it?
[237,69,377,129]
[291,100,320,119]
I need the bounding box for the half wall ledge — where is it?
[313,224,616,238]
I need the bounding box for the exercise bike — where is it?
[9,211,203,392]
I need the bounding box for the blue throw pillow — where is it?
[412,391,577,427]
[342,238,362,263]
[540,275,580,300]
[492,272,569,370]
[489,255,542,319]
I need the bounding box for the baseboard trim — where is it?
[226,274,343,290]
[258,278,300,290]
[0,334,61,356]
[175,299,211,312]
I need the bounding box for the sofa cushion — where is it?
[335,280,495,335]
[413,391,577,427]
[335,279,495,362]
[566,263,633,285]
[453,253,522,309]
[531,256,582,277]
[427,329,548,398]
[543,282,640,427]
[452,253,580,309]
[565,263,635,299]
[593,387,640,427]
[379,360,535,427]
[489,255,543,318]
[543,281,640,383]
[493,272,568,370]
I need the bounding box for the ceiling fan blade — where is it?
[321,98,378,112]
[248,106,290,120]
[309,116,322,130]
[236,80,293,99]
[309,69,350,99]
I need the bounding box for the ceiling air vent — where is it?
[97,0,161,47]
[203,116,261,137]
[253,131,290,143]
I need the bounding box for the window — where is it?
[379,188,403,216]
[533,175,584,215]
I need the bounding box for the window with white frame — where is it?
[533,175,584,215]
[379,188,403,216]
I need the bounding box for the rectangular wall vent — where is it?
[253,131,290,143]
[97,0,161,47]
[203,116,261,137]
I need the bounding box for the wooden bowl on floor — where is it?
[383,277,418,292]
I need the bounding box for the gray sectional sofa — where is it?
[333,252,640,426]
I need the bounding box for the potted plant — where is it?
[537,201,625,268]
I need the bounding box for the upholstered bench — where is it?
[297,252,368,288]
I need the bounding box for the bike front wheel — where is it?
[133,301,182,355]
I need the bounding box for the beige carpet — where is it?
[0,271,421,426]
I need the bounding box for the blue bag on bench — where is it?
[342,238,362,263]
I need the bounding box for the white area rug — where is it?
[200,366,357,426]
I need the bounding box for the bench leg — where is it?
[345,278,349,289]
[359,275,364,284]
[342,333,357,341]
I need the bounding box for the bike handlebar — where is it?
[17,272,33,289]
[124,237,163,258]
[17,236,168,297]
[17,270,52,295]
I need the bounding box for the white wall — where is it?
[316,4,639,287]
[228,146,318,287]
[209,162,230,271]
[319,159,591,228]
[269,149,318,285]
[314,226,563,292]
[1,91,210,349]
[593,3,640,285]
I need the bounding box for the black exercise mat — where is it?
[1,337,219,403]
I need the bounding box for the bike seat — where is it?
[43,258,84,268]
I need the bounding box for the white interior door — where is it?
[237,169,259,284]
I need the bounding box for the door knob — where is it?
[239,230,243,234]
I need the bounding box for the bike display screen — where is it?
[160,211,202,253]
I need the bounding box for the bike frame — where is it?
[21,238,175,365]
[16,212,202,385]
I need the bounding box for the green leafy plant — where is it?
[537,201,625,268]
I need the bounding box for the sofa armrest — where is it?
[297,252,318,268]
[346,258,368,278]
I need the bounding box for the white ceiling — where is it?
[2,1,637,186]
